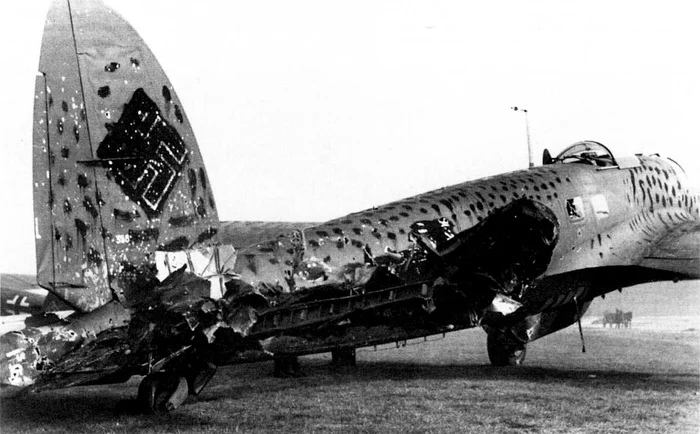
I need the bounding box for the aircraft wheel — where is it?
[487,333,527,366]
[137,372,189,414]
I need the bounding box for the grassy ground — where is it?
[1,324,698,433]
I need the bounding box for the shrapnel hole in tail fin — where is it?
[33,0,220,312]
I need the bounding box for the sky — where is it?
[0,0,698,274]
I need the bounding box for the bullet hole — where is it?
[371,228,382,239]
[188,168,197,196]
[332,227,344,235]
[97,86,111,98]
[104,62,120,72]
[87,248,103,267]
[398,228,406,234]
[60,147,70,158]
[402,204,413,210]
[351,239,364,248]
[162,85,172,103]
[199,167,207,190]
[476,202,484,211]
[500,195,507,202]
[316,230,329,238]
[464,210,471,216]
[75,218,88,244]
[61,101,68,112]
[431,204,441,214]
[399,212,409,217]
[77,174,89,189]
[196,197,207,217]
[268,258,279,265]
[387,232,397,240]
[360,218,372,225]
[83,196,99,219]
[352,228,363,235]
[113,208,140,222]
[174,104,183,123]
[57,173,66,186]
[419,208,428,214]
[196,227,217,244]
[389,216,400,221]
[168,215,196,227]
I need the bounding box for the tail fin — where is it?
[33,0,219,311]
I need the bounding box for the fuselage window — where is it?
[591,194,610,219]
[566,197,585,221]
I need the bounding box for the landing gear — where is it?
[135,361,217,414]
[273,355,302,377]
[331,347,356,367]
[137,372,189,415]
[486,332,527,366]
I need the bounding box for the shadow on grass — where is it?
[0,389,219,431]
[1,359,697,432]
[199,359,699,402]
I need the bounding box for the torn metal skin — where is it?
[3,199,559,402]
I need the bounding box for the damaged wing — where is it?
[638,221,700,278]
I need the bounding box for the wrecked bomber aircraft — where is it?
[1,0,699,414]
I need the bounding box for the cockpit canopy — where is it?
[549,141,617,167]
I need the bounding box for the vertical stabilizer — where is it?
[34,0,219,311]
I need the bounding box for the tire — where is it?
[137,373,188,415]
[487,332,527,366]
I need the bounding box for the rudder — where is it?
[33,0,220,311]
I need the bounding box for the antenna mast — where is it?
[511,107,533,168]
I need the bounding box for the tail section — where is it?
[34,0,219,311]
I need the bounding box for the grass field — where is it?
[1,320,698,433]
